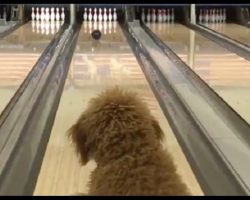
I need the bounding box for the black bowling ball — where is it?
[91,29,102,40]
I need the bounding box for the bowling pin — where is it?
[166,9,170,23]
[83,8,88,21]
[199,9,203,23]
[152,9,156,22]
[163,9,167,22]
[36,7,40,21]
[99,8,103,22]
[113,8,117,21]
[246,8,250,21]
[51,7,55,21]
[61,7,65,21]
[209,9,212,23]
[93,8,97,22]
[45,8,50,21]
[205,9,209,23]
[88,8,92,21]
[31,7,35,21]
[108,8,112,21]
[219,9,223,23]
[157,9,162,23]
[223,8,226,23]
[146,9,151,23]
[56,7,60,21]
[103,8,107,22]
[40,7,44,21]
[141,8,145,22]
[171,8,174,23]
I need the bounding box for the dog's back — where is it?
[68,87,190,196]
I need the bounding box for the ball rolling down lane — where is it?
[91,29,102,40]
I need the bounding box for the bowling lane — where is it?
[147,23,250,125]
[0,21,62,116]
[33,21,203,195]
[204,23,250,46]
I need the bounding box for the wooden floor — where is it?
[148,22,250,125]
[0,22,59,115]
[33,22,203,196]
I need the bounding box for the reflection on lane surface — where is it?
[34,22,203,195]
[0,21,62,115]
[204,23,250,46]
[147,22,250,125]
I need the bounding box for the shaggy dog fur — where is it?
[68,87,190,196]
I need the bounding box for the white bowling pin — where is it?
[93,8,97,22]
[83,8,88,21]
[141,8,145,22]
[88,8,92,21]
[50,7,55,21]
[40,7,45,21]
[147,9,151,22]
[223,8,226,23]
[157,9,162,23]
[152,9,156,22]
[212,9,216,23]
[163,9,167,22]
[205,9,209,23]
[56,7,60,21]
[103,8,107,22]
[61,7,65,21]
[199,9,203,23]
[99,8,103,22]
[171,8,174,23]
[166,9,170,23]
[31,7,35,21]
[113,8,117,21]
[45,8,50,21]
[108,8,112,21]
[36,7,40,21]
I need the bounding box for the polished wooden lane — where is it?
[33,22,203,196]
[0,21,61,115]
[147,23,250,126]
[205,23,250,46]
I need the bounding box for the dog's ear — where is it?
[152,118,164,141]
[68,115,89,165]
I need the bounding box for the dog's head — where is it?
[68,86,164,165]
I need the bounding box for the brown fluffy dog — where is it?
[68,87,190,196]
